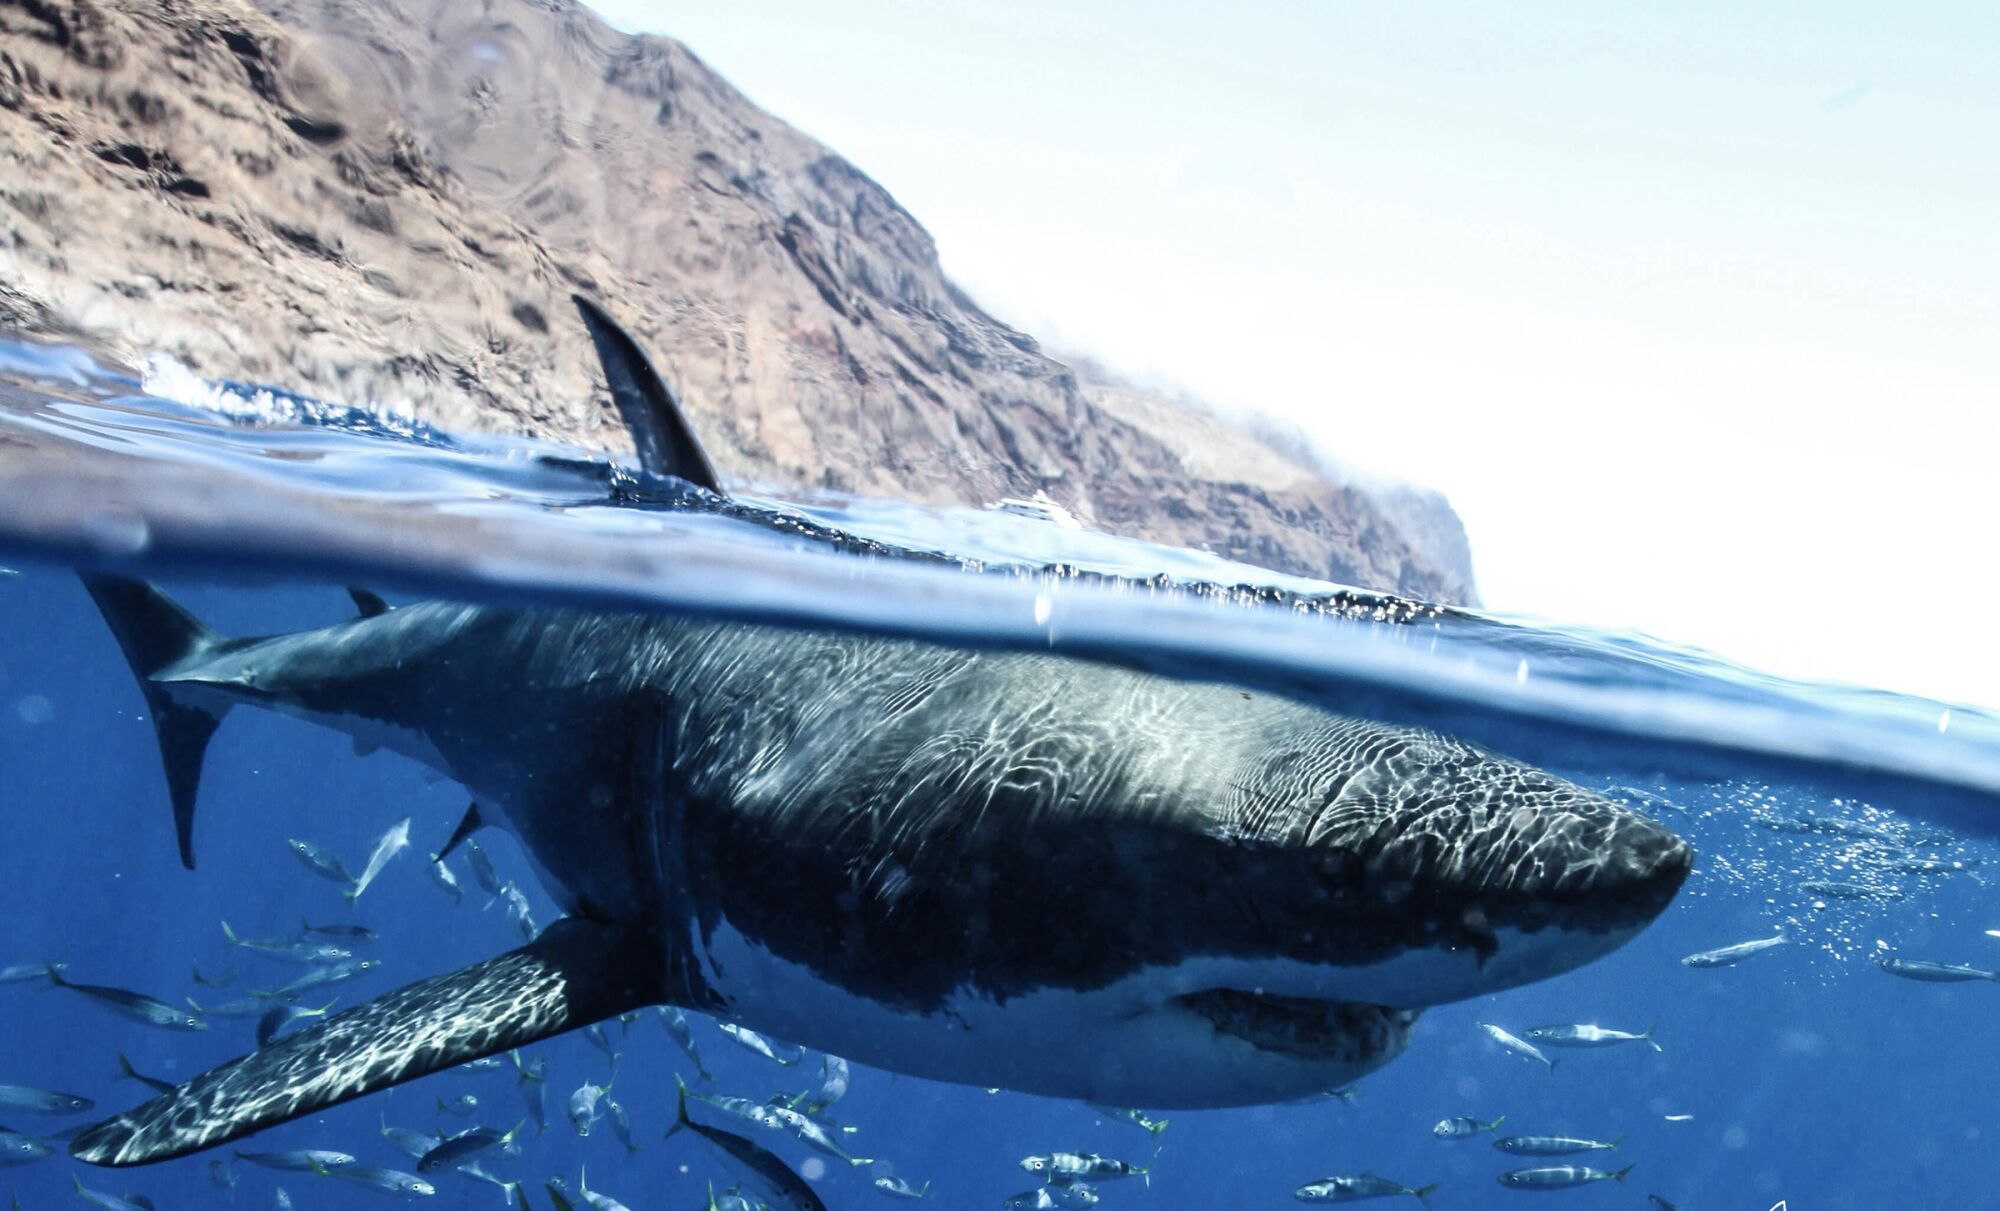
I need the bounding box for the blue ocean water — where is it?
[2,339,1998,1211]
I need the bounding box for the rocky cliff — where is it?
[0,0,1477,602]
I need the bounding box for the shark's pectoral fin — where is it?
[70,918,660,1166]
[573,294,725,495]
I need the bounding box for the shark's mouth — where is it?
[1178,988,1417,1062]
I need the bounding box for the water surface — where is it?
[2,341,1996,1209]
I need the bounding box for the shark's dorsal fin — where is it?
[81,576,229,870]
[436,802,485,862]
[69,918,659,1166]
[572,294,724,495]
[346,587,390,618]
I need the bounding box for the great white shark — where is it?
[67,300,1691,1166]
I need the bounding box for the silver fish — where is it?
[190,963,236,987]
[1522,1023,1660,1052]
[706,1182,765,1211]
[718,1022,803,1065]
[255,958,381,999]
[426,853,465,904]
[346,817,412,902]
[765,1103,871,1166]
[0,1125,53,1166]
[687,1087,785,1132]
[463,839,505,899]
[1004,1189,1095,1211]
[219,922,351,963]
[873,1176,930,1200]
[1294,1173,1438,1203]
[606,1096,638,1154]
[1019,1152,1146,1181]
[1,961,65,984]
[657,1007,713,1080]
[1497,1163,1634,1189]
[664,1079,822,1211]
[568,1080,609,1136]
[1478,1023,1557,1073]
[1758,816,1940,844]
[500,881,537,941]
[1801,879,1901,901]
[1044,1186,1098,1211]
[575,1166,636,1211]
[379,1115,440,1161]
[511,1049,547,1133]
[1876,956,2000,983]
[68,1173,153,1211]
[0,1084,92,1115]
[437,1093,480,1117]
[808,1054,850,1111]
[1088,1105,1169,1137]
[585,1022,620,1066]
[1432,1114,1503,1138]
[1681,932,1788,968]
[233,1147,356,1172]
[417,1121,525,1172]
[257,999,335,1047]
[457,1160,522,1199]
[326,1162,437,1197]
[1864,855,1980,875]
[46,966,205,1031]
[299,919,377,941]
[287,838,355,886]
[1494,1135,1622,1156]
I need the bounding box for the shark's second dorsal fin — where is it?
[435,802,484,861]
[346,587,390,618]
[572,294,724,495]
[69,918,659,1166]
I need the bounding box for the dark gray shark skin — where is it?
[69,578,1691,1166]
[63,293,1689,1167]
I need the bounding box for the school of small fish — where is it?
[1,820,955,1211]
[4,801,1993,1208]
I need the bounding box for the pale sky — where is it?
[594,1,1999,708]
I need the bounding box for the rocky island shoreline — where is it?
[0,0,1476,602]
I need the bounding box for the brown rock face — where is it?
[0,0,1477,603]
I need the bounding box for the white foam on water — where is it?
[139,352,418,432]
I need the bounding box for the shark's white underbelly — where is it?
[692,910,1447,1108]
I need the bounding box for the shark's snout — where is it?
[1424,798,1692,999]
[1490,799,1694,934]
[1269,735,1695,1008]
[1595,812,1694,910]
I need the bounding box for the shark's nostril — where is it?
[1575,818,1694,923]
[1624,822,1693,881]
